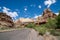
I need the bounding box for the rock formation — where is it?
[35,8,57,25]
[0,12,14,28]
[14,18,34,28]
[14,8,57,26]
[42,8,57,19]
[34,16,47,25]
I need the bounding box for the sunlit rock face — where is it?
[34,16,47,25]
[14,18,34,28]
[34,8,57,25]
[42,8,57,19]
[15,18,34,24]
[0,12,14,28]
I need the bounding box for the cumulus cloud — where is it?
[2,7,18,20]
[0,7,1,9]
[34,15,42,18]
[30,4,36,7]
[55,12,59,15]
[38,5,41,9]
[24,8,27,11]
[44,0,56,8]
[34,15,38,18]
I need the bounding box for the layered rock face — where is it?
[14,18,34,28]
[35,16,47,25]
[0,13,14,28]
[34,8,57,25]
[42,8,57,19]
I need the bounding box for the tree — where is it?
[46,18,57,29]
[56,11,60,29]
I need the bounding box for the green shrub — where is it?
[49,29,60,36]
[34,26,48,35]
[56,11,60,29]
[26,23,36,28]
[46,18,57,29]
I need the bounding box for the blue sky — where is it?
[0,0,60,20]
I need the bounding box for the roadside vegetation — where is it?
[26,11,60,36]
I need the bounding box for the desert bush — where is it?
[26,23,36,28]
[45,18,57,29]
[49,29,60,36]
[56,11,60,29]
[34,26,48,35]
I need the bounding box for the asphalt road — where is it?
[0,28,59,40]
[0,29,31,40]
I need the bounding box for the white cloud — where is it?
[34,15,38,18]
[39,15,42,16]
[0,7,1,9]
[2,7,18,20]
[55,13,59,15]
[24,8,27,11]
[30,4,36,7]
[34,15,42,18]
[8,12,18,18]
[38,5,41,9]
[44,0,56,8]
[3,7,10,10]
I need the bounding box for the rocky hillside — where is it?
[42,8,57,19]
[14,8,57,27]
[14,18,34,28]
[35,8,57,25]
[0,12,14,28]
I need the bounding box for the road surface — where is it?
[0,29,32,40]
[0,28,58,40]
[0,28,41,40]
